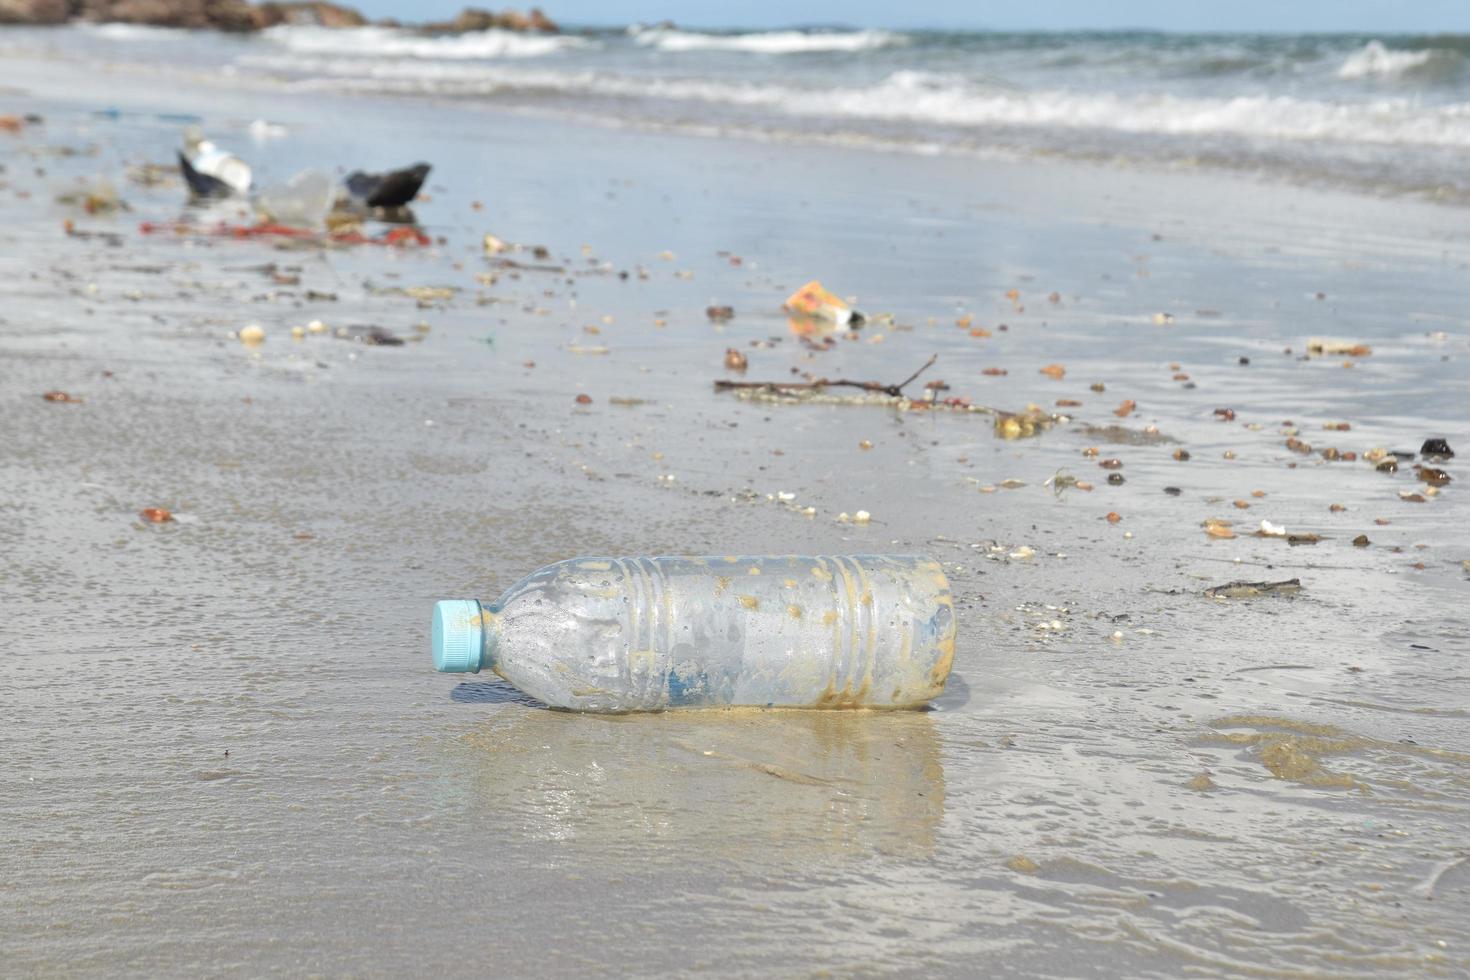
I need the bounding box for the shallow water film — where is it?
[2,39,1469,978]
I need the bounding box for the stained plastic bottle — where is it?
[431,555,955,713]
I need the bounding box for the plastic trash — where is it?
[256,169,334,229]
[432,554,955,712]
[178,126,251,198]
[344,162,431,209]
[784,280,865,328]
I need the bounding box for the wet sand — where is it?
[3,56,1469,976]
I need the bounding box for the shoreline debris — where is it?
[1205,579,1302,599]
[784,280,864,328]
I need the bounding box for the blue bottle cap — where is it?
[432,599,484,673]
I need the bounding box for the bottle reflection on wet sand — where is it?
[440,698,945,865]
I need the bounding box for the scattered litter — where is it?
[42,390,82,403]
[1421,438,1454,459]
[344,162,430,210]
[995,405,1058,440]
[237,323,265,345]
[178,126,250,198]
[1259,520,1286,537]
[56,178,126,215]
[784,280,863,327]
[355,326,405,346]
[139,507,174,524]
[1203,518,1236,539]
[1307,338,1371,357]
[256,169,334,229]
[1039,363,1066,380]
[1205,578,1302,599]
[706,305,735,322]
[379,285,455,304]
[723,348,748,371]
[140,221,430,248]
[1044,470,1084,497]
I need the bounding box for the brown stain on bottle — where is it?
[816,676,873,709]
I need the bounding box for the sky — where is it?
[355,1,1470,33]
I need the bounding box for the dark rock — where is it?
[13,0,380,31]
[252,1,366,27]
[1420,438,1454,459]
[0,0,72,25]
[421,5,558,33]
[76,0,260,31]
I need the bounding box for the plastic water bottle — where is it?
[431,555,955,713]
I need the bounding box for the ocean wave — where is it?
[1337,40,1436,79]
[630,26,903,54]
[77,22,188,41]
[257,57,1470,150]
[260,25,590,60]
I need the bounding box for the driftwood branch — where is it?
[714,354,939,399]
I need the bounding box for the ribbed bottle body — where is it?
[486,555,954,712]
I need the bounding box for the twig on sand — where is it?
[714,353,939,399]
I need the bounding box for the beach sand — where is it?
[3,54,1469,976]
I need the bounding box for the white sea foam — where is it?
[79,22,187,41]
[253,56,1470,150]
[261,25,590,60]
[1337,40,1435,79]
[631,27,903,54]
